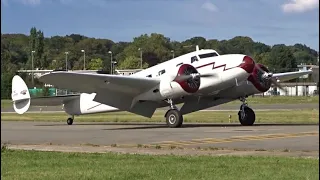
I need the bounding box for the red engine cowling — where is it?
[174,64,201,93]
[247,63,272,93]
[159,64,200,99]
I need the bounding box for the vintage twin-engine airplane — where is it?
[12,46,312,128]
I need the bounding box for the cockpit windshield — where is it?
[198,52,219,59]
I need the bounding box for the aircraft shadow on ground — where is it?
[34,123,319,130]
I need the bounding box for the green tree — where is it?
[267,45,297,72]
[29,27,37,52]
[118,56,148,69]
[35,30,46,68]
[87,58,103,70]
[253,52,270,65]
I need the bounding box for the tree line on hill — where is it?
[1,27,318,99]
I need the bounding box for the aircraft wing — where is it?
[39,71,161,117]
[39,71,160,95]
[272,69,313,82]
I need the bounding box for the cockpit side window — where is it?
[199,52,218,59]
[176,62,183,67]
[191,56,198,63]
[158,69,166,76]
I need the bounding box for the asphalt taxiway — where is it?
[1,121,319,153]
[1,103,319,156]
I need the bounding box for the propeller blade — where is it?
[175,74,193,81]
[199,73,217,78]
[175,73,217,81]
[255,64,265,73]
[271,78,288,94]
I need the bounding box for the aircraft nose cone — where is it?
[239,56,255,73]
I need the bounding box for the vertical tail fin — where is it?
[11,75,31,114]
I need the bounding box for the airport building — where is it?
[114,69,142,75]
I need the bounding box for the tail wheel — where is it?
[238,106,255,126]
[165,109,183,128]
[67,118,73,125]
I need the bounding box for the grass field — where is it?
[1,96,319,109]
[1,109,319,124]
[1,149,319,180]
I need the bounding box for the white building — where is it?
[114,69,142,76]
[266,82,318,96]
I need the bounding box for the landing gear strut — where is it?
[164,99,183,128]
[67,116,74,125]
[238,97,255,126]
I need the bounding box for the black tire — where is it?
[165,109,183,128]
[238,106,255,126]
[67,118,73,125]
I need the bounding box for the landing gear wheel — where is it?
[165,109,183,128]
[238,105,255,126]
[67,118,73,125]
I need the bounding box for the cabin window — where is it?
[191,56,198,63]
[199,52,218,59]
[146,74,152,78]
[158,69,166,76]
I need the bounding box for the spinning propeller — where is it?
[254,64,288,94]
[174,72,216,82]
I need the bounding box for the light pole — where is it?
[138,48,142,69]
[108,51,113,74]
[113,61,117,74]
[52,59,56,69]
[65,52,69,71]
[31,50,35,87]
[171,50,175,59]
[81,50,86,70]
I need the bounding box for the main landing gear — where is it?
[238,97,256,126]
[164,99,183,128]
[67,116,74,125]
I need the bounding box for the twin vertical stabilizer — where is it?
[11,75,31,114]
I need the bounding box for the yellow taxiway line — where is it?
[151,131,318,148]
[113,131,318,148]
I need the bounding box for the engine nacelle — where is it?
[248,63,272,93]
[159,64,200,99]
[159,81,188,99]
[63,93,119,115]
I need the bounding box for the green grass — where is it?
[1,96,319,108]
[1,149,318,180]
[1,100,12,108]
[1,109,319,124]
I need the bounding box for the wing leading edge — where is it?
[273,69,313,82]
[39,71,160,95]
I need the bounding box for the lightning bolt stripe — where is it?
[196,62,234,71]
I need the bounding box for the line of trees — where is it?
[1,27,319,99]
